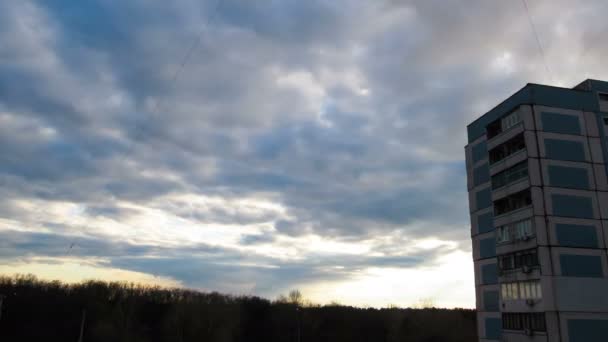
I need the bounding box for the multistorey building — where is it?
[465,79,608,342]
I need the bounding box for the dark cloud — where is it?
[0,229,158,259]
[239,233,276,245]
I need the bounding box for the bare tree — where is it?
[288,290,303,307]
[413,297,436,309]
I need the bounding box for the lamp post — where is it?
[0,294,5,322]
[296,306,301,342]
[77,309,86,342]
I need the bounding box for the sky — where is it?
[1,0,608,309]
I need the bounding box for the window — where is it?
[496,225,511,244]
[503,313,546,332]
[501,280,542,301]
[496,218,534,244]
[514,249,539,269]
[500,253,515,270]
[513,219,533,240]
[560,254,604,278]
[552,194,594,219]
[494,189,532,216]
[499,248,539,272]
[491,161,528,189]
[487,120,502,139]
[487,109,522,139]
[502,111,521,131]
[489,133,526,164]
[548,165,589,190]
[544,139,586,162]
[501,282,519,300]
[472,141,487,163]
[599,93,608,102]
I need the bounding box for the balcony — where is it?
[489,133,526,166]
[493,189,532,217]
[487,108,523,141]
[491,161,528,190]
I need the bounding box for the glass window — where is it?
[502,111,521,131]
[511,283,519,300]
[530,282,537,299]
[496,226,510,243]
[513,219,533,240]
[502,313,546,332]
[532,313,546,331]
[501,280,542,301]
[500,254,515,270]
[491,161,528,189]
[489,133,526,164]
[496,219,534,245]
[494,189,532,216]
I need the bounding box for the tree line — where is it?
[0,274,477,341]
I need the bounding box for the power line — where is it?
[66,2,222,255]
[125,0,222,143]
[154,0,222,115]
[521,0,554,83]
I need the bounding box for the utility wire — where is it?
[521,0,554,83]
[131,0,222,141]
[66,2,221,255]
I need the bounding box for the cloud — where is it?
[0,228,450,300]
[2,0,608,306]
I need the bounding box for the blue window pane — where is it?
[472,141,487,162]
[481,263,498,284]
[556,224,598,248]
[474,164,490,186]
[548,165,590,189]
[477,212,494,234]
[476,187,492,211]
[479,238,496,259]
[560,254,603,278]
[568,319,608,342]
[485,318,502,339]
[541,112,581,135]
[545,139,586,162]
[483,291,499,312]
[552,194,594,219]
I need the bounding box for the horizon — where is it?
[2,0,608,309]
[0,273,465,310]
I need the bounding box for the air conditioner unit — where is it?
[524,328,534,336]
[525,299,535,306]
[521,235,531,241]
[522,265,532,274]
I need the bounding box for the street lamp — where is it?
[0,294,5,322]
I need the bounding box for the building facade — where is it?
[465,79,608,342]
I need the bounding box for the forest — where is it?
[0,274,477,341]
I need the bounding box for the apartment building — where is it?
[465,79,608,342]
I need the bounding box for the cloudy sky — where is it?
[1,0,607,308]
